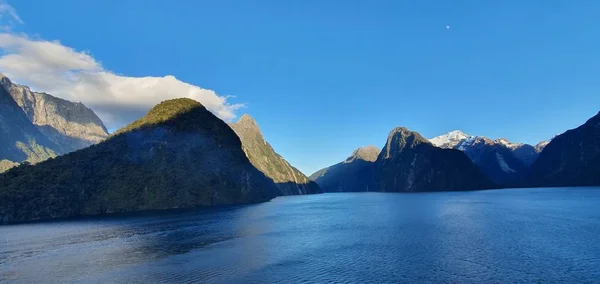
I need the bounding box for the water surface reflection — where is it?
[2,188,600,283]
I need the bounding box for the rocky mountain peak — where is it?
[344,145,381,163]
[229,113,320,195]
[0,73,11,86]
[494,138,523,149]
[234,114,261,133]
[382,127,429,159]
[0,74,109,165]
[238,113,258,125]
[388,127,428,144]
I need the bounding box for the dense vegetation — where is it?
[116,98,206,134]
[0,99,279,224]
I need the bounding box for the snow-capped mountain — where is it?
[429,131,547,184]
[430,131,544,162]
[429,130,470,149]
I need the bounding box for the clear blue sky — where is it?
[9,0,600,175]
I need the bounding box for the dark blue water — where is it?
[2,187,600,283]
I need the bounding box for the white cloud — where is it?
[0,1,23,27]
[0,33,243,129]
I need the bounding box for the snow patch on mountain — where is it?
[457,136,477,151]
[496,152,516,173]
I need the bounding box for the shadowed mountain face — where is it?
[529,111,600,187]
[0,84,59,166]
[0,99,279,224]
[229,114,320,195]
[455,137,528,185]
[375,127,495,192]
[511,144,539,167]
[312,128,495,192]
[309,146,380,192]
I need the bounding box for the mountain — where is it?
[229,114,320,195]
[495,138,547,167]
[374,127,494,192]
[529,111,600,187]
[0,83,59,167]
[430,131,543,184]
[429,130,469,149]
[455,136,528,184]
[430,130,543,165]
[535,140,550,153]
[0,74,109,153]
[511,143,539,167]
[0,99,279,224]
[309,146,380,192]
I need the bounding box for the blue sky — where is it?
[3,0,600,175]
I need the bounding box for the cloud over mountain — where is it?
[0,7,242,129]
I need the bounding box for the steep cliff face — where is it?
[0,83,59,167]
[310,146,381,192]
[0,99,279,224]
[529,112,600,186]
[375,127,494,192]
[0,74,109,153]
[230,114,320,195]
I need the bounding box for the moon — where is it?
[446,25,450,30]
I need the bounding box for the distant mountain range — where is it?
[0,74,109,171]
[309,146,380,192]
[311,112,599,192]
[430,130,548,165]
[429,130,548,184]
[311,128,494,192]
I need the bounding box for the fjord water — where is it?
[2,188,600,283]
